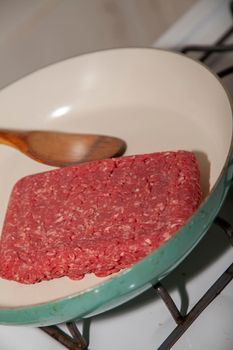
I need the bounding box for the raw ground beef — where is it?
[0,151,202,284]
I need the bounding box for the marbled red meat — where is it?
[0,151,202,284]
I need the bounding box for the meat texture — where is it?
[0,151,202,284]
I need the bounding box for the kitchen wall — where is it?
[0,0,196,88]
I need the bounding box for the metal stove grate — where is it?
[41,321,88,350]
[156,217,233,350]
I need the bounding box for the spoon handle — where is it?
[0,129,27,151]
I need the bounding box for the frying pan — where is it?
[0,48,232,326]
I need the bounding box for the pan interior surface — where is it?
[0,48,232,309]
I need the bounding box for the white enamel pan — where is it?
[0,48,232,326]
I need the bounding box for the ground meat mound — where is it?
[0,151,202,284]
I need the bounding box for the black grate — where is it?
[180,0,233,63]
[41,322,88,350]
[155,217,233,350]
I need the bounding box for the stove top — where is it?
[0,0,233,349]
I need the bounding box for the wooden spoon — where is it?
[0,129,127,167]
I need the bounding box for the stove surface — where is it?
[0,0,233,349]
